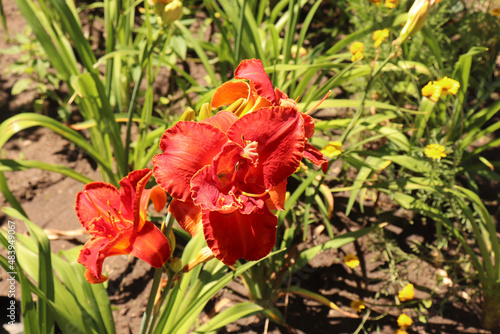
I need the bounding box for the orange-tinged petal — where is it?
[235,59,277,104]
[203,208,277,265]
[130,220,171,268]
[169,199,203,237]
[153,122,228,201]
[84,269,108,284]
[266,179,287,211]
[211,81,252,109]
[199,111,238,133]
[140,185,167,227]
[226,106,305,189]
[149,186,168,213]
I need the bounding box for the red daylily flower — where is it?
[153,105,326,265]
[75,169,171,283]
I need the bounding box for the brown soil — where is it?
[0,1,498,333]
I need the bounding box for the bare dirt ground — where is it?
[0,0,498,333]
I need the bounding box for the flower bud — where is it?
[168,257,183,273]
[179,107,195,121]
[198,102,213,120]
[162,0,183,25]
[183,247,215,272]
[397,0,437,45]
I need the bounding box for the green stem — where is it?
[147,268,175,334]
[145,211,177,333]
[138,209,176,334]
[139,267,163,334]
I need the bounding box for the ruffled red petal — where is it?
[303,143,329,173]
[226,106,305,189]
[169,199,203,237]
[75,182,122,229]
[301,113,316,140]
[235,59,276,104]
[202,208,277,265]
[130,220,171,268]
[153,122,228,201]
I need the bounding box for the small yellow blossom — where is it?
[385,0,399,9]
[421,82,441,102]
[424,144,446,160]
[350,299,366,313]
[344,254,360,268]
[397,314,413,329]
[373,28,390,48]
[350,42,364,62]
[422,77,459,102]
[398,283,415,302]
[370,0,382,4]
[491,7,500,17]
[434,77,460,96]
[321,141,342,158]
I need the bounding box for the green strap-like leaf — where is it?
[0,159,93,184]
[194,302,263,333]
[0,113,117,184]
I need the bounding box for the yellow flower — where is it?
[397,314,413,329]
[370,0,382,4]
[434,77,460,96]
[350,299,366,313]
[491,7,500,17]
[422,77,459,102]
[385,0,399,9]
[373,28,390,48]
[424,144,446,160]
[350,42,364,62]
[398,283,415,302]
[421,82,441,102]
[393,329,409,334]
[344,254,360,268]
[321,141,342,158]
